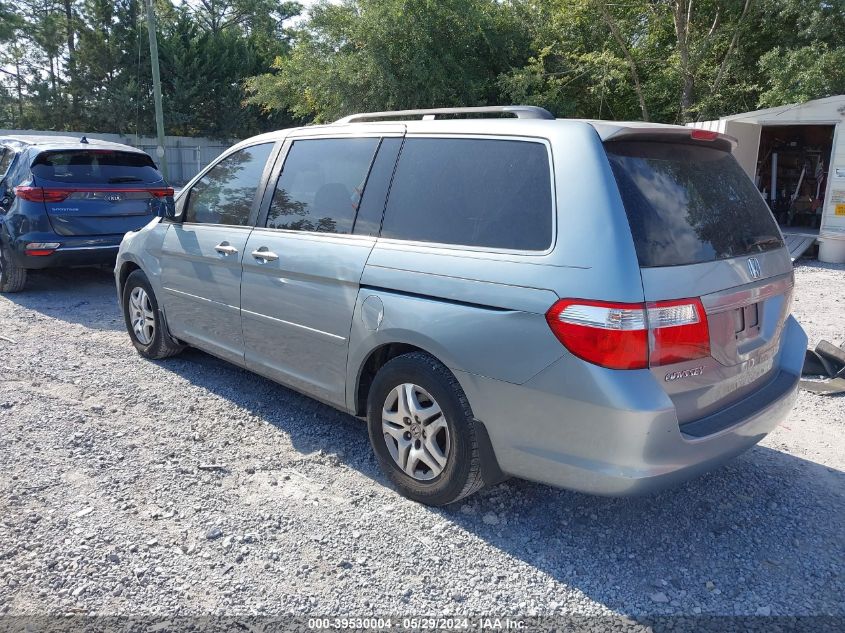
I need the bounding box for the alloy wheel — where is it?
[128,286,155,345]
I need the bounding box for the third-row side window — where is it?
[380,138,553,251]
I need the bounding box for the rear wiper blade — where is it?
[107,177,144,183]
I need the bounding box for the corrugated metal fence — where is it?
[0,129,235,185]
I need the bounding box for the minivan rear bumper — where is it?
[456,315,806,496]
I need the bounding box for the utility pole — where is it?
[144,0,168,180]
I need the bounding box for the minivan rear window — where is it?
[32,150,162,184]
[606,142,783,267]
[381,138,553,251]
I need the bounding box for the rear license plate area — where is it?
[734,302,760,342]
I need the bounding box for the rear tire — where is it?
[367,352,486,506]
[0,241,27,293]
[121,269,184,359]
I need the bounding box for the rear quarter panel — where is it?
[346,122,646,411]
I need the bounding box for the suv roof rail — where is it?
[335,105,555,124]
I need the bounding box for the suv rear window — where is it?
[32,150,162,184]
[606,141,783,267]
[380,138,553,251]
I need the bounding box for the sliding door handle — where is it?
[214,242,238,256]
[251,248,279,262]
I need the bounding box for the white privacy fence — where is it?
[0,128,236,185]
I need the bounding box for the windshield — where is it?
[32,149,162,184]
[606,141,783,267]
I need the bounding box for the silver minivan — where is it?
[115,106,807,505]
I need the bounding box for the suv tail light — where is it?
[14,186,69,202]
[14,186,173,202]
[546,298,710,370]
[147,187,175,198]
[25,242,61,256]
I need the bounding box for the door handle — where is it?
[214,242,238,256]
[251,248,279,262]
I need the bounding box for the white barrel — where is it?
[818,231,845,264]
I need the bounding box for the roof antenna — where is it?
[80,135,89,144]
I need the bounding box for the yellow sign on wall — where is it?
[836,204,845,217]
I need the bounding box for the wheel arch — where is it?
[354,340,508,488]
[116,259,142,294]
[353,342,429,417]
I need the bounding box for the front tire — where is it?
[121,269,184,359]
[0,241,27,293]
[367,352,486,506]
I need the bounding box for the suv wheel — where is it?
[121,270,184,359]
[0,241,27,293]
[367,352,486,505]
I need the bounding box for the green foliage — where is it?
[0,1,23,42]
[245,0,532,122]
[247,0,845,124]
[759,45,845,108]
[2,0,845,134]
[0,0,301,136]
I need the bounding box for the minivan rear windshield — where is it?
[606,141,783,268]
[32,150,162,184]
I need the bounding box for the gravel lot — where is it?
[0,260,842,624]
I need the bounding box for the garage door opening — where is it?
[756,124,835,230]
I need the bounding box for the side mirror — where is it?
[161,192,184,221]
[161,199,177,220]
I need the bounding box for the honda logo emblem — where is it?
[747,257,761,279]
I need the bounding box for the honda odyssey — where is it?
[114,106,806,505]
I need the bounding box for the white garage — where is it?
[691,95,845,263]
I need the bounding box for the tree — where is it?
[4,0,845,136]
[595,0,649,121]
[0,1,23,42]
[754,0,845,107]
[497,0,651,121]
[69,0,147,132]
[245,0,531,122]
[157,0,301,138]
[759,45,845,107]
[0,0,302,136]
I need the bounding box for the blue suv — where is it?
[0,135,172,292]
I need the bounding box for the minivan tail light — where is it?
[14,186,69,202]
[546,298,710,370]
[148,187,174,198]
[546,300,648,370]
[647,298,710,366]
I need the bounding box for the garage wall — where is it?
[688,120,760,179]
[822,121,845,235]
[724,121,761,179]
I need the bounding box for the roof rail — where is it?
[335,105,555,124]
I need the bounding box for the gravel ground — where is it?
[0,260,842,624]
